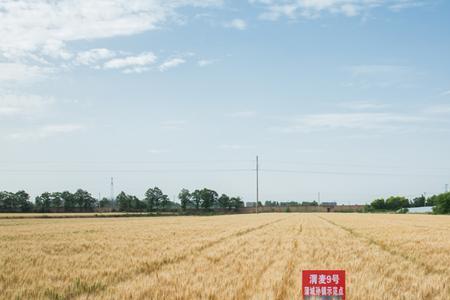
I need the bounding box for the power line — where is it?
[0,168,254,173]
[256,155,259,214]
[260,169,449,177]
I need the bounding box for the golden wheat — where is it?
[0,213,449,299]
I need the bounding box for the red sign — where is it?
[302,270,345,299]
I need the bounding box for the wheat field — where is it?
[1,213,449,299]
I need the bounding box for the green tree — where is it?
[61,191,76,211]
[15,191,33,211]
[200,188,218,210]
[178,189,191,211]
[433,192,450,214]
[161,195,170,211]
[50,192,63,209]
[73,189,97,211]
[144,187,167,212]
[191,189,202,210]
[99,197,112,208]
[370,198,386,210]
[35,192,52,212]
[0,191,15,210]
[218,194,230,210]
[412,195,426,207]
[385,196,409,210]
[426,195,438,206]
[117,191,131,211]
[230,196,244,211]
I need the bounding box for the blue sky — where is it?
[1,0,450,204]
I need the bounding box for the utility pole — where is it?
[256,155,259,214]
[318,192,321,205]
[446,184,448,193]
[110,177,115,210]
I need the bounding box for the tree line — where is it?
[368,192,450,214]
[0,187,244,213]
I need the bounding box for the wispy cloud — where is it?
[0,63,52,82]
[0,94,54,117]
[225,19,247,30]
[7,124,84,141]
[104,52,157,73]
[219,144,247,150]
[76,48,116,66]
[273,112,424,133]
[159,58,186,72]
[0,0,221,59]
[0,0,221,80]
[198,59,217,67]
[251,0,427,20]
[226,111,257,118]
[348,64,408,76]
[160,120,187,130]
[344,64,417,88]
[424,104,450,115]
[339,101,388,111]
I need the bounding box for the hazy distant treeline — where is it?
[0,187,244,213]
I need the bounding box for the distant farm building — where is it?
[320,202,337,207]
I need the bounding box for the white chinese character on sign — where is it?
[321,287,327,295]
[333,287,338,296]
[319,274,326,284]
[327,287,332,296]
[304,287,310,296]
[309,274,318,285]
[332,274,340,284]
[338,287,344,296]
[316,287,321,296]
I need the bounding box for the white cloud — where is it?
[0,63,51,81]
[424,104,450,115]
[440,90,450,96]
[345,64,416,88]
[148,148,166,154]
[274,112,423,133]
[348,64,407,76]
[7,124,84,141]
[0,94,54,117]
[76,48,116,66]
[160,120,187,130]
[159,58,186,72]
[227,111,257,118]
[104,52,157,73]
[41,40,72,60]
[198,59,216,67]
[0,0,221,79]
[219,144,246,150]
[0,0,221,58]
[251,0,426,20]
[339,101,388,111]
[225,19,247,30]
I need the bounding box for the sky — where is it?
[1,0,450,204]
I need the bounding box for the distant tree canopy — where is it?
[35,190,97,212]
[0,191,33,212]
[0,187,242,214]
[178,188,242,212]
[432,192,450,214]
[369,197,409,211]
[369,192,450,214]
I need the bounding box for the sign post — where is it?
[302,270,345,299]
